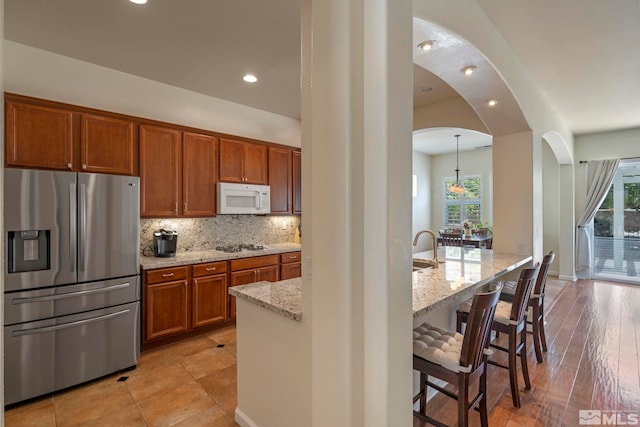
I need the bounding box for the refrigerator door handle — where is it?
[11,309,131,337]
[79,183,87,272]
[69,182,77,273]
[11,282,132,305]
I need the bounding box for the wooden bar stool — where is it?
[413,285,502,426]
[441,233,464,247]
[456,265,539,408]
[500,251,555,363]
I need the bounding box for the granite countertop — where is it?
[411,247,532,318]
[228,247,531,322]
[229,277,302,321]
[140,242,302,270]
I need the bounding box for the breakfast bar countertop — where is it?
[139,242,301,270]
[228,247,532,321]
[229,277,302,321]
[412,247,532,318]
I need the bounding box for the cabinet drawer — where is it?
[280,251,301,264]
[193,261,227,277]
[145,266,188,285]
[230,254,279,271]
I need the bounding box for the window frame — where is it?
[443,174,483,227]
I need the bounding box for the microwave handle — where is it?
[256,191,261,210]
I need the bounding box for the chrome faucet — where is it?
[412,229,439,268]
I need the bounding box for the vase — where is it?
[465,229,471,237]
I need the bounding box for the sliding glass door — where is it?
[593,160,640,284]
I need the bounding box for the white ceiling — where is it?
[5,0,640,150]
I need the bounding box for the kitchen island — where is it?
[230,248,532,427]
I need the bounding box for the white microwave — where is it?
[217,182,271,215]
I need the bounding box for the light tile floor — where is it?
[5,326,240,427]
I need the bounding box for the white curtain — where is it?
[576,159,620,270]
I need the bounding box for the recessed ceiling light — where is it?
[129,0,147,4]
[487,99,498,107]
[243,74,258,83]
[461,66,476,76]
[418,41,434,51]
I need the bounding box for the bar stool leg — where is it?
[508,330,521,408]
[458,374,470,427]
[479,366,489,427]
[539,303,548,352]
[532,305,544,363]
[520,329,532,390]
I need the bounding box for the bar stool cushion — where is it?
[413,323,469,373]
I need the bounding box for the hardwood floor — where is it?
[414,278,640,426]
[6,277,639,426]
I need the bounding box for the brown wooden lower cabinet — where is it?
[280,251,302,280]
[192,261,228,328]
[144,266,189,342]
[229,255,280,318]
[142,251,300,347]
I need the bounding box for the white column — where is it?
[559,164,577,280]
[300,0,413,425]
[493,131,535,256]
[0,0,6,416]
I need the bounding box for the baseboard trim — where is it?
[558,274,577,281]
[235,407,259,427]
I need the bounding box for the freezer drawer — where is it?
[4,275,140,326]
[4,301,140,406]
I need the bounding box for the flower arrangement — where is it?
[463,221,473,230]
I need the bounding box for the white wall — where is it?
[542,141,561,274]
[412,152,432,252]
[4,41,301,147]
[430,148,493,231]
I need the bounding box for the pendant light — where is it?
[449,134,465,194]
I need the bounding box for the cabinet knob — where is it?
[82,164,87,170]
[67,163,73,169]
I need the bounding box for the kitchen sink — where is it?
[412,259,436,271]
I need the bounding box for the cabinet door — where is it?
[243,143,268,185]
[80,114,136,175]
[145,279,189,342]
[183,132,217,216]
[281,262,301,280]
[292,150,302,214]
[229,269,259,318]
[218,138,245,183]
[6,101,74,170]
[269,147,292,214]
[257,265,280,282]
[139,125,182,217]
[192,274,227,328]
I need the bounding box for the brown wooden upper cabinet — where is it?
[140,125,217,218]
[5,99,137,175]
[218,138,268,184]
[269,147,292,215]
[81,114,136,175]
[293,150,302,215]
[5,100,74,171]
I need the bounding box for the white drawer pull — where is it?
[162,273,175,277]
[206,267,216,271]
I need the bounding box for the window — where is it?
[444,176,482,226]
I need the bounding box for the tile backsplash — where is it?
[140,216,301,256]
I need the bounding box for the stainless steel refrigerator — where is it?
[3,168,140,405]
